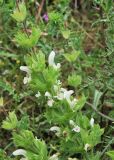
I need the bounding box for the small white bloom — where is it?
[72,126,80,133]
[69,98,78,108]
[35,91,41,98]
[45,91,52,98]
[20,66,30,74]
[49,153,59,160]
[55,88,73,101]
[57,80,61,85]
[50,126,60,132]
[13,149,26,157]
[50,126,61,136]
[48,51,61,69]
[90,117,94,127]
[23,76,31,84]
[60,88,74,101]
[84,143,90,152]
[20,66,31,84]
[47,99,54,107]
[63,90,74,100]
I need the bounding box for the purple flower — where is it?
[42,13,49,22]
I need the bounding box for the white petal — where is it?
[84,143,90,151]
[69,98,78,108]
[49,153,59,160]
[56,63,61,69]
[48,51,55,67]
[23,76,31,84]
[35,91,41,98]
[50,126,61,136]
[50,126,60,132]
[20,66,30,74]
[60,88,67,92]
[56,92,64,100]
[72,126,80,133]
[48,51,61,69]
[13,149,26,157]
[47,99,54,107]
[45,91,52,98]
[90,118,94,127]
[57,80,61,85]
[64,90,74,100]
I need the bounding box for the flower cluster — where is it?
[18,50,103,160]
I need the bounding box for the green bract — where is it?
[2,111,18,130]
[13,130,48,160]
[11,2,27,22]
[68,74,82,87]
[15,27,41,48]
[64,51,80,62]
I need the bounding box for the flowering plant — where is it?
[2,51,104,160]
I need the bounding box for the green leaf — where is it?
[46,101,73,124]
[0,97,3,107]
[11,2,27,22]
[15,27,41,48]
[89,125,104,147]
[61,30,70,39]
[93,90,102,109]
[0,0,3,4]
[74,95,86,111]
[2,111,18,130]
[0,51,19,58]
[106,151,114,160]
[64,51,80,62]
[26,51,46,72]
[68,74,82,87]
[13,130,48,160]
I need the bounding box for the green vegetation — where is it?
[0,0,114,160]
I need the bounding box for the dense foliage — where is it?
[0,0,114,160]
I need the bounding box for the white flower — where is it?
[47,99,54,107]
[72,126,80,133]
[48,51,61,69]
[35,91,41,98]
[20,66,31,84]
[20,66,30,73]
[45,91,52,98]
[84,143,91,152]
[69,98,78,108]
[90,118,94,127]
[50,126,60,132]
[63,89,74,100]
[50,126,61,136]
[13,149,26,157]
[55,88,77,108]
[49,153,59,160]
[23,76,31,84]
[45,91,54,107]
[55,88,73,101]
[69,120,75,126]
[57,80,61,85]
